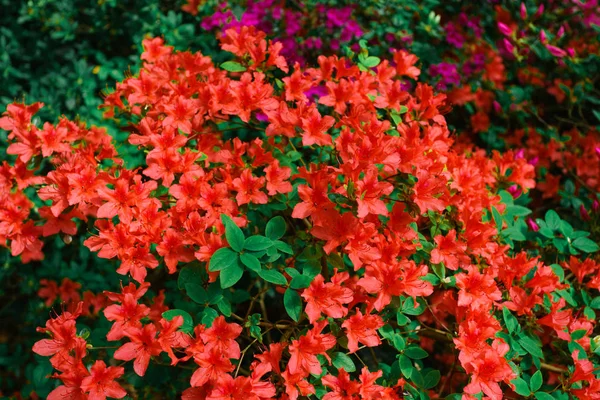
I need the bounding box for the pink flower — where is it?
[546,45,567,58]
[497,22,512,36]
[527,218,540,232]
[503,38,515,54]
[520,3,527,20]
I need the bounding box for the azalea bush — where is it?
[2,23,600,399]
[2,3,600,400]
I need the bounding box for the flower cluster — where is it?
[2,5,600,400]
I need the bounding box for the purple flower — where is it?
[429,62,461,90]
[445,23,465,48]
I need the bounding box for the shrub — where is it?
[2,23,600,399]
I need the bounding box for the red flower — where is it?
[80,360,127,400]
[113,324,162,376]
[341,309,384,353]
[301,274,353,323]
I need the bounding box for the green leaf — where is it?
[258,269,288,285]
[244,235,273,251]
[510,377,531,396]
[410,368,424,387]
[423,370,441,389]
[590,297,600,309]
[431,263,445,280]
[200,307,218,327]
[33,362,53,388]
[399,354,413,378]
[402,298,426,315]
[518,334,544,358]
[570,329,587,341]
[290,275,312,289]
[545,210,561,231]
[273,240,293,254]
[572,237,599,253]
[503,307,519,334]
[530,370,543,392]
[220,262,244,288]
[209,247,238,272]
[220,61,246,72]
[185,283,207,304]
[534,393,555,400]
[404,346,428,359]
[284,288,302,322]
[217,297,232,316]
[266,216,286,240]
[361,56,381,68]
[396,312,410,326]
[240,253,261,272]
[506,205,532,217]
[162,309,194,334]
[178,264,204,290]
[332,352,356,372]
[222,214,244,252]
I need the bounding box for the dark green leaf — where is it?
[545,210,561,231]
[423,370,441,389]
[534,393,555,400]
[222,214,244,252]
[240,253,261,272]
[510,377,531,396]
[404,346,428,359]
[200,307,219,327]
[209,247,238,272]
[530,370,543,392]
[518,334,544,358]
[266,216,286,240]
[258,269,288,285]
[502,307,519,334]
[290,275,312,289]
[332,352,356,372]
[399,354,413,378]
[284,288,302,322]
[185,283,207,304]
[572,237,599,253]
[244,235,273,251]
[220,262,244,288]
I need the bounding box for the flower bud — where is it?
[520,3,527,20]
[539,30,547,43]
[527,218,540,232]
[507,184,522,198]
[529,156,539,166]
[592,200,599,213]
[493,101,501,113]
[535,4,544,18]
[515,149,525,159]
[557,26,565,38]
[581,205,591,221]
[546,44,567,58]
[497,22,512,36]
[567,47,575,57]
[503,38,515,54]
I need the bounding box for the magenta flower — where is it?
[527,218,540,232]
[497,22,512,36]
[546,45,567,58]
